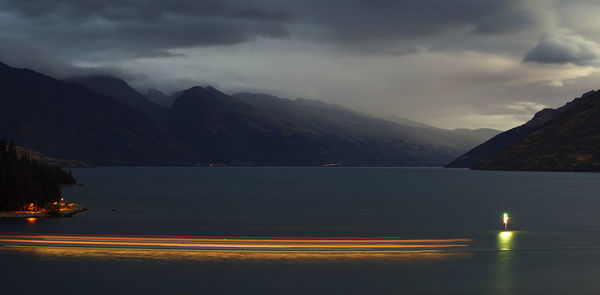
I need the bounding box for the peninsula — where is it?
[0,138,83,218]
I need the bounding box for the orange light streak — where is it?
[0,233,471,253]
[0,239,468,249]
[0,234,471,244]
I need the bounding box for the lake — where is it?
[2,167,600,294]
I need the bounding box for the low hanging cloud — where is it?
[524,32,600,65]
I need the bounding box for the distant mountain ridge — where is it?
[145,88,171,107]
[1,61,498,166]
[235,92,500,155]
[234,92,463,166]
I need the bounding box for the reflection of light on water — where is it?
[498,231,514,251]
[494,231,515,295]
[0,233,473,263]
[2,246,472,263]
[0,233,471,250]
[26,218,37,224]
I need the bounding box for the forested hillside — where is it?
[0,139,76,211]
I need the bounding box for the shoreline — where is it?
[0,202,86,218]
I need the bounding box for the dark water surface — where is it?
[2,167,600,294]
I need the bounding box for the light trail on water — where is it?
[0,233,471,252]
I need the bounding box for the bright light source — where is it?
[502,212,509,231]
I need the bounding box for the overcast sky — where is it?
[1,0,600,130]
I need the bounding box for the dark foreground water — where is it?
[2,167,600,294]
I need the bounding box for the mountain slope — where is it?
[473,90,600,171]
[70,76,171,119]
[1,61,498,167]
[145,88,172,107]
[235,92,495,165]
[446,95,583,168]
[70,75,196,152]
[171,86,334,165]
[15,146,93,168]
[0,62,196,165]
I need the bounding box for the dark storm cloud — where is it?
[0,0,543,60]
[293,0,540,43]
[524,33,600,65]
[1,0,293,22]
[0,0,292,62]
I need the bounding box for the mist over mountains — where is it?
[0,61,500,167]
[234,93,499,156]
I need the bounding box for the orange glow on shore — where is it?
[12,211,44,214]
[0,233,471,252]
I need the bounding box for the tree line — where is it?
[0,139,76,211]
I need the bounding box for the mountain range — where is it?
[1,61,500,167]
[234,93,500,164]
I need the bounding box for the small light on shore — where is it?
[503,212,509,231]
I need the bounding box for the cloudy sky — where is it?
[1,0,600,130]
